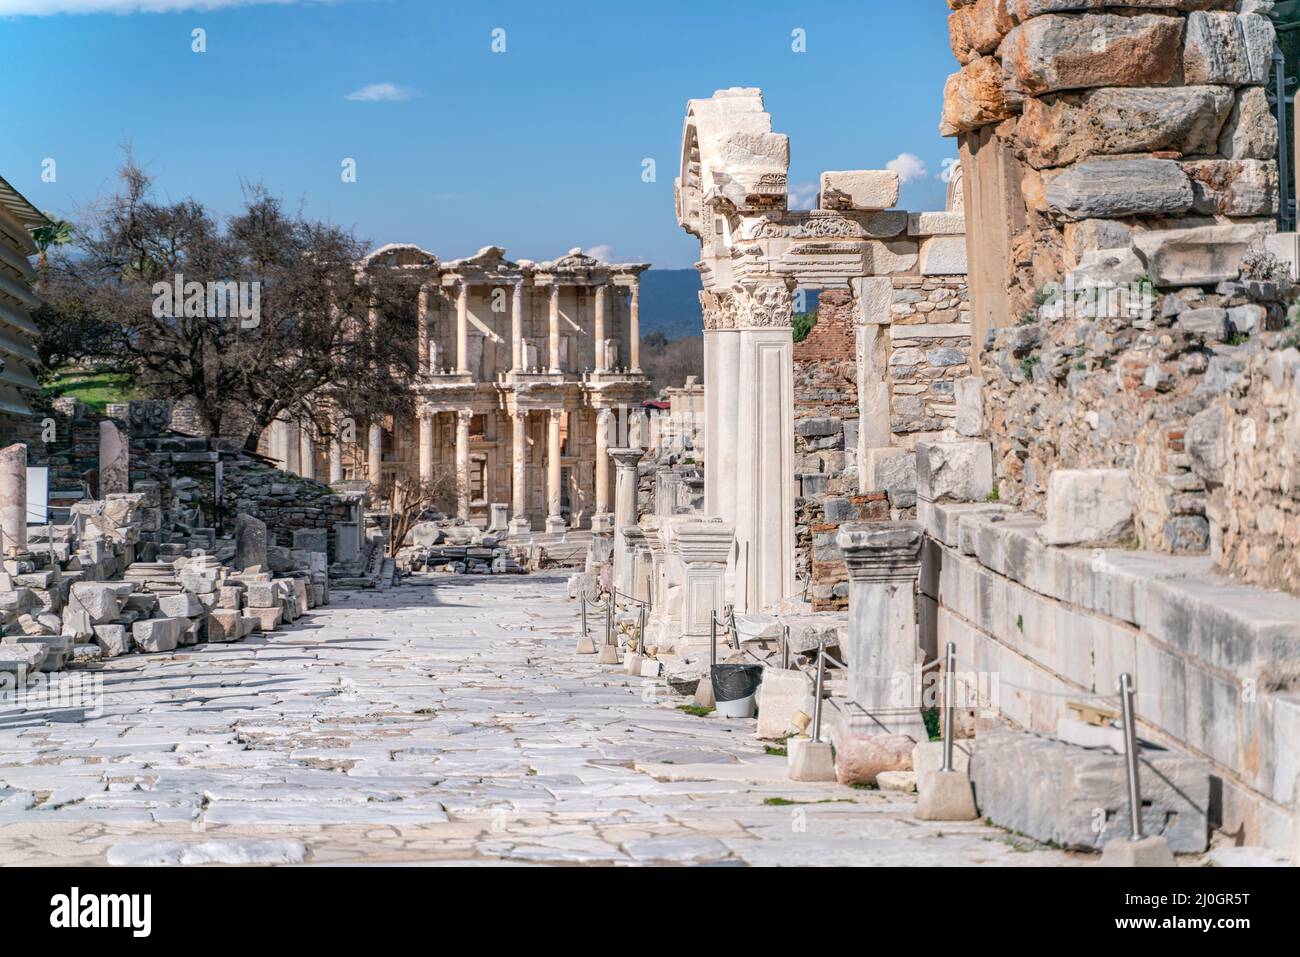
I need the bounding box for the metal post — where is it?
[727,608,739,652]
[637,604,646,656]
[1119,672,1143,841]
[710,610,717,669]
[581,595,588,639]
[605,599,613,649]
[782,624,790,670]
[942,642,956,773]
[811,649,826,744]
[1274,45,1294,233]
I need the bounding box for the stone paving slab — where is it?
[0,573,1099,866]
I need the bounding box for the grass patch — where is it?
[41,370,136,415]
[923,707,942,742]
[764,745,788,757]
[677,704,714,717]
[763,796,854,807]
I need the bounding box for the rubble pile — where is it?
[398,521,526,575]
[1,491,331,678]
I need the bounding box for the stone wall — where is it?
[980,273,1289,554]
[942,0,1278,343]
[922,498,1300,853]
[1192,341,1300,593]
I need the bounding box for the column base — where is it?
[591,512,612,532]
[508,518,532,537]
[545,515,567,534]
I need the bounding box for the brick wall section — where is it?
[794,288,856,363]
[793,289,864,610]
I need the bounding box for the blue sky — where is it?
[0,0,959,269]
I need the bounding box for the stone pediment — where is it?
[444,245,520,276]
[362,243,438,270]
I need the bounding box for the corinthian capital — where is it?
[733,280,795,330]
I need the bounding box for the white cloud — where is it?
[787,182,818,211]
[0,0,307,12]
[586,244,615,262]
[345,82,417,103]
[886,152,928,185]
[939,157,961,183]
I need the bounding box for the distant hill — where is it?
[638,269,821,341]
[639,269,703,341]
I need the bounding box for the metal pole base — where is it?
[575,635,597,655]
[915,770,978,821]
[597,643,621,665]
[787,738,836,782]
[1101,835,1176,867]
[623,652,644,675]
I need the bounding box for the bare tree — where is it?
[377,468,457,557]
[34,154,418,449]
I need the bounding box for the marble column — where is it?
[417,282,431,375]
[0,443,27,557]
[98,420,129,496]
[629,280,641,372]
[594,282,608,373]
[547,284,562,374]
[299,428,316,481]
[510,409,530,534]
[418,408,434,483]
[545,408,565,533]
[609,447,644,596]
[593,407,613,531]
[837,522,928,741]
[712,294,741,526]
[674,521,735,642]
[455,409,472,521]
[328,436,344,484]
[702,296,717,509]
[455,281,470,375]
[733,281,795,613]
[367,422,383,486]
[510,281,525,374]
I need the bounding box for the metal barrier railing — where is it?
[1119,671,1144,842]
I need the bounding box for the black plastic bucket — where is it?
[711,664,763,717]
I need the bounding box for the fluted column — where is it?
[594,407,613,531]
[455,409,472,520]
[594,282,608,373]
[328,435,344,484]
[733,281,795,612]
[609,447,644,596]
[510,281,525,374]
[545,408,565,533]
[367,421,383,486]
[418,408,434,483]
[417,282,431,375]
[629,279,641,372]
[703,291,740,525]
[299,428,316,480]
[510,409,530,534]
[547,284,562,374]
[456,281,469,375]
[0,444,28,557]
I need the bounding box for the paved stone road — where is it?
[0,573,1090,866]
